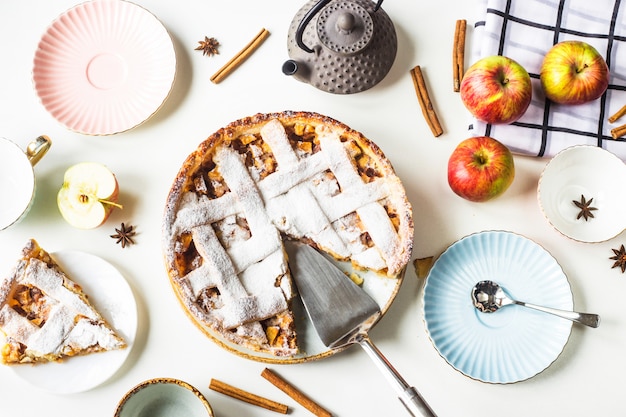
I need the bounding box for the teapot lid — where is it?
[316,1,373,54]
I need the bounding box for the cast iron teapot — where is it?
[283,0,397,94]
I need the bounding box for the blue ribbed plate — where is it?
[423,230,573,384]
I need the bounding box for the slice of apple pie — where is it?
[0,239,126,364]
[162,111,413,357]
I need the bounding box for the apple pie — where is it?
[162,111,413,356]
[0,239,126,364]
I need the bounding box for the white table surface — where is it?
[1,1,624,416]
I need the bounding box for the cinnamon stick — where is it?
[210,28,270,84]
[453,19,466,92]
[410,65,444,137]
[609,104,626,123]
[209,378,288,414]
[261,368,332,417]
[611,123,626,139]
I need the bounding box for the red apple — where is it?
[448,136,515,202]
[460,55,532,124]
[540,40,609,105]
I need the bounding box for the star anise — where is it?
[110,223,136,248]
[573,194,597,221]
[195,36,220,56]
[610,244,626,273]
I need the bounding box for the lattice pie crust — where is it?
[0,239,126,364]
[162,111,413,356]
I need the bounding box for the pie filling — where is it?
[162,112,413,356]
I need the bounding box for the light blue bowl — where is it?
[115,378,214,417]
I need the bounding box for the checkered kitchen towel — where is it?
[470,0,626,160]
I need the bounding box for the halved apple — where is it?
[57,162,122,229]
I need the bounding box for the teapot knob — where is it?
[336,12,355,34]
[294,0,384,53]
[317,2,374,55]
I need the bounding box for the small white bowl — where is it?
[538,145,626,243]
[114,378,214,417]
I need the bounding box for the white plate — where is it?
[32,0,176,135]
[13,251,137,394]
[423,231,573,384]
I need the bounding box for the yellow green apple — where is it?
[57,162,122,229]
[460,55,532,124]
[447,136,515,202]
[540,40,609,105]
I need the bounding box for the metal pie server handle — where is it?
[357,334,437,417]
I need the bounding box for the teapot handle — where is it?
[295,0,384,53]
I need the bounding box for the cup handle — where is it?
[26,135,51,166]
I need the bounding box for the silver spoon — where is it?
[471,280,600,328]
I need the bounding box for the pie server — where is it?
[285,242,436,417]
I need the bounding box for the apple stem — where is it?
[474,153,488,165]
[78,193,123,210]
[100,199,123,209]
[496,68,510,86]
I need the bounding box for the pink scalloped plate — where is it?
[33,0,176,135]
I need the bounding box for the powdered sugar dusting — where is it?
[0,247,125,363]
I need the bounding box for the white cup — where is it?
[0,135,51,230]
